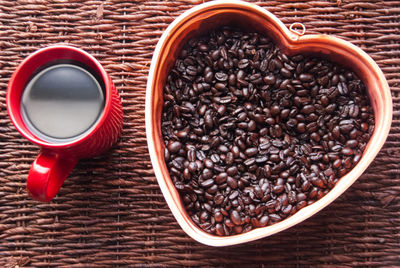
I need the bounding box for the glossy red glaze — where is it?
[27,150,78,202]
[7,45,124,202]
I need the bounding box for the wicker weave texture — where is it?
[0,0,399,267]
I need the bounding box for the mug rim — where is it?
[6,45,113,149]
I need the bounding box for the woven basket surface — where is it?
[0,0,399,267]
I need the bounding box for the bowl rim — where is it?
[145,0,393,247]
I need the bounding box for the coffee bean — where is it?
[229,191,239,200]
[188,161,197,173]
[218,145,229,153]
[342,147,354,156]
[201,179,214,188]
[199,44,209,52]
[263,74,276,85]
[244,158,256,166]
[296,123,305,133]
[183,168,191,180]
[214,194,224,205]
[301,105,315,115]
[230,210,242,225]
[167,141,182,153]
[270,105,280,116]
[255,155,268,163]
[227,177,238,189]
[310,132,321,142]
[259,215,269,227]
[333,159,342,169]
[204,159,214,169]
[245,147,258,157]
[281,68,292,78]
[227,166,238,176]
[340,124,354,134]
[162,26,374,237]
[215,223,224,236]
[215,72,228,82]
[273,185,284,194]
[216,172,228,184]
[202,168,213,180]
[228,74,237,85]
[215,83,226,91]
[353,153,362,164]
[299,73,313,82]
[346,140,358,148]
[238,59,249,69]
[205,114,213,129]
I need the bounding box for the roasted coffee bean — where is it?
[301,105,315,115]
[346,140,358,148]
[216,172,228,184]
[215,223,224,236]
[245,147,258,157]
[204,158,214,169]
[244,158,256,166]
[270,105,280,116]
[281,68,292,78]
[167,141,182,153]
[202,168,213,180]
[333,159,342,169]
[310,133,321,142]
[227,177,238,189]
[229,191,239,200]
[215,72,228,82]
[201,179,214,188]
[162,26,374,237]
[214,194,224,205]
[227,166,238,176]
[238,59,249,69]
[230,210,242,225]
[256,155,268,163]
[188,161,197,173]
[299,73,313,82]
[225,152,234,165]
[263,74,276,85]
[273,185,284,194]
[228,74,236,85]
[204,69,214,83]
[205,114,213,129]
[218,145,229,153]
[259,215,269,227]
[342,147,354,156]
[297,123,306,133]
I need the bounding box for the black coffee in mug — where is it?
[21,61,105,143]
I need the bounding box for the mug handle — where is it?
[27,150,78,202]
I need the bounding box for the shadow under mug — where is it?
[7,45,124,202]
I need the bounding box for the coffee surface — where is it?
[21,63,104,143]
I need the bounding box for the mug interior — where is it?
[7,46,111,148]
[148,1,390,246]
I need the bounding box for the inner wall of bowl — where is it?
[154,7,384,239]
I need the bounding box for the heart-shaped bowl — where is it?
[145,0,392,246]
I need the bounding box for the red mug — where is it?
[6,45,123,202]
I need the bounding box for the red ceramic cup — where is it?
[7,45,124,202]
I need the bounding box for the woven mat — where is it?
[0,0,399,267]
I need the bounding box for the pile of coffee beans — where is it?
[161,26,374,236]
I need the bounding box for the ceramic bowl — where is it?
[145,0,392,246]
